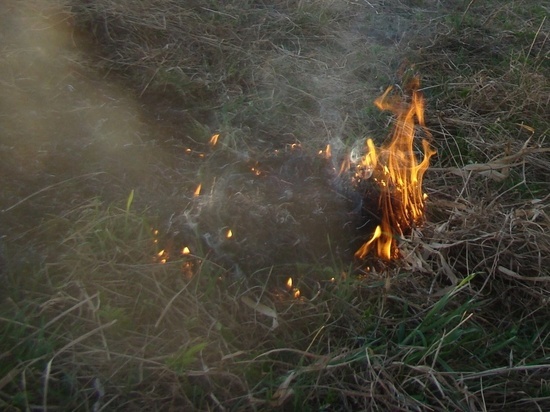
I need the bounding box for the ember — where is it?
[352,77,436,260]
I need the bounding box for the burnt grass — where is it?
[0,0,549,411]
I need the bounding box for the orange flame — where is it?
[226,229,233,239]
[209,133,220,146]
[157,249,168,264]
[182,246,191,255]
[354,77,436,260]
[319,144,331,159]
[286,277,293,290]
[194,183,202,197]
[285,277,300,298]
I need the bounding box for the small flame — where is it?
[156,249,168,264]
[226,229,233,239]
[182,247,191,255]
[210,133,220,146]
[285,277,300,298]
[194,183,202,197]
[286,277,293,290]
[319,144,332,159]
[354,77,436,260]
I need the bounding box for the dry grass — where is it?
[0,0,549,410]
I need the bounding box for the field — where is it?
[1,0,549,410]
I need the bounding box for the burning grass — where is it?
[1,0,550,410]
[348,77,436,261]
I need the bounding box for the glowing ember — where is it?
[209,133,220,146]
[194,183,202,197]
[353,77,436,260]
[293,289,301,299]
[182,246,191,255]
[251,164,262,176]
[226,229,233,239]
[182,261,195,279]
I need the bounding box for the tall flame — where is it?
[354,77,436,260]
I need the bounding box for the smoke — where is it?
[0,1,160,209]
[0,1,362,273]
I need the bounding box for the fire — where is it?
[286,277,293,290]
[319,144,331,159]
[353,77,436,260]
[209,133,220,146]
[194,183,202,197]
[182,246,191,255]
[285,277,300,299]
[157,249,168,264]
[226,229,233,239]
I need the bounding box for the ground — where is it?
[0,0,549,410]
